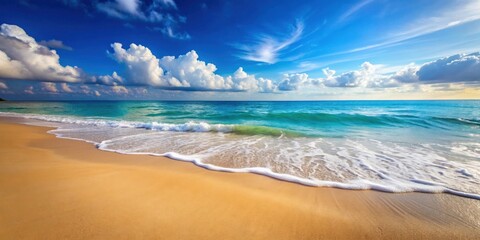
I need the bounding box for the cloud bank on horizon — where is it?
[0,0,479,100]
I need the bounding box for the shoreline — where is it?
[1,119,479,239]
[2,112,480,200]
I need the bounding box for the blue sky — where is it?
[0,0,479,100]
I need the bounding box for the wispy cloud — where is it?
[95,0,177,22]
[94,0,190,40]
[327,0,480,56]
[155,26,191,40]
[389,1,480,41]
[58,0,189,40]
[336,0,374,25]
[234,20,304,64]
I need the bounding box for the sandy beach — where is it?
[0,118,479,239]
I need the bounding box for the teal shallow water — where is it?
[1,100,479,137]
[1,100,479,198]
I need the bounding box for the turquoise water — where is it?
[1,100,479,137]
[1,100,479,198]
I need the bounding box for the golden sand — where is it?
[0,119,479,239]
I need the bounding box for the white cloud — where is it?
[159,50,232,90]
[0,24,83,82]
[41,82,58,93]
[375,52,480,86]
[110,42,276,92]
[0,81,7,89]
[321,62,395,87]
[112,85,129,94]
[79,85,90,94]
[91,71,124,85]
[226,67,276,92]
[155,26,191,40]
[390,1,480,43]
[108,43,479,94]
[158,0,177,9]
[24,86,34,94]
[235,21,304,64]
[96,0,146,20]
[256,78,277,93]
[392,63,419,83]
[60,83,73,93]
[322,68,336,78]
[135,87,148,95]
[333,0,480,55]
[110,42,171,86]
[94,90,101,96]
[278,73,309,91]
[0,24,129,89]
[417,52,480,83]
[317,52,480,89]
[337,0,374,25]
[0,50,26,79]
[95,0,188,39]
[3,22,476,98]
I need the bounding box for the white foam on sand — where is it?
[2,111,480,200]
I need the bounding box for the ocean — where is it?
[1,100,479,199]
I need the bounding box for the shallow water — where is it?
[1,100,479,199]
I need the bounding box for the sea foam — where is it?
[0,112,234,132]
[2,111,480,200]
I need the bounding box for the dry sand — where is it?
[0,119,479,239]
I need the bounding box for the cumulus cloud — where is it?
[109,44,479,93]
[0,24,129,89]
[416,52,480,83]
[278,73,309,91]
[227,67,276,92]
[109,42,169,86]
[314,52,480,89]
[79,85,91,94]
[135,88,148,95]
[91,71,124,85]
[0,81,7,89]
[0,24,83,82]
[0,24,280,95]
[3,23,477,98]
[60,83,73,93]
[109,42,276,92]
[256,78,277,93]
[41,82,58,93]
[112,85,129,94]
[321,62,397,88]
[159,50,234,90]
[38,39,73,50]
[24,86,34,94]
[391,63,419,83]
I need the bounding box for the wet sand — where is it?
[0,119,479,239]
